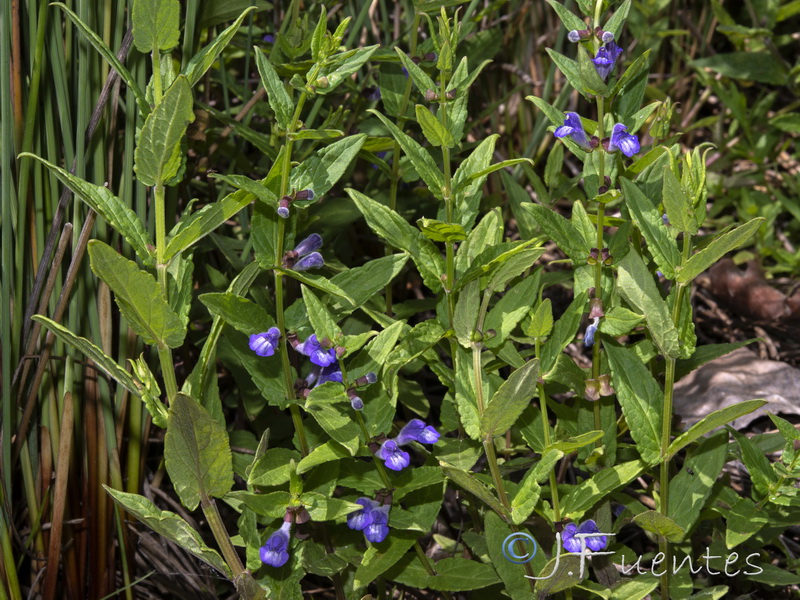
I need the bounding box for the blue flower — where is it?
[377,439,411,471]
[584,317,600,348]
[562,520,608,553]
[294,252,324,271]
[293,233,322,256]
[260,521,292,567]
[347,498,375,531]
[284,234,325,271]
[396,419,440,446]
[296,334,337,367]
[263,34,275,43]
[608,123,640,157]
[350,396,364,410]
[554,112,592,151]
[364,505,390,543]
[249,327,281,357]
[591,42,623,80]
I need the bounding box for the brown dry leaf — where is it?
[708,259,799,322]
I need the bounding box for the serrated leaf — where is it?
[88,241,185,348]
[304,384,360,455]
[481,360,539,436]
[561,460,647,517]
[275,267,355,304]
[290,134,367,199]
[546,0,587,31]
[677,218,765,284]
[248,448,301,487]
[135,76,194,186]
[415,104,454,147]
[603,0,632,37]
[104,487,230,576]
[599,306,643,336]
[667,400,766,460]
[522,203,588,262]
[20,154,154,266]
[632,511,685,543]
[529,298,554,339]
[354,531,418,588]
[617,249,680,358]
[132,0,180,53]
[539,292,587,374]
[369,109,444,195]
[661,165,696,234]
[605,344,662,465]
[725,497,769,548]
[316,45,378,94]
[210,173,276,207]
[32,315,139,395]
[395,47,436,95]
[440,462,508,518]
[302,286,341,343]
[199,292,273,336]
[164,393,234,510]
[347,188,444,292]
[296,441,350,474]
[254,47,292,130]
[417,218,467,242]
[300,492,362,522]
[621,178,680,279]
[729,427,779,493]
[485,273,542,348]
[546,49,584,97]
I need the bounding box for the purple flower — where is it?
[396,419,440,446]
[608,123,640,157]
[260,521,292,567]
[350,396,364,410]
[554,112,592,151]
[296,334,337,367]
[293,233,322,256]
[377,440,411,471]
[347,498,375,531]
[562,520,608,553]
[249,327,281,357]
[591,42,623,80]
[294,252,324,271]
[364,505,390,543]
[584,317,600,348]
[263,34,275,43]
[319,362,343,385]
[283,234,325,271]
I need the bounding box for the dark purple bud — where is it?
[568,29,590,42]
[293,252,324,271]
[362,87,381,101]
[350,396,364,410]
[422,52,437,62]
[445,89,457,100]
[249,327,281,357]
[263,34,275,43]
[295,189,315,201]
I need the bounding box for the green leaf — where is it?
[669,431,728,534]
[484,513,534,599]
[132,0,180,53]
[440,462,509,518]
[561,460,647,518]
[577,45,609,96]
[302,286,341,343]
[423,558,501,591]
[453,281,480,348]
[164,393,234,510]
[729,427,779,493]
[254,47,292,130]
[369,109,444,195]
[52,3,149,115]
[354,531,418,589]
[546,49,584,98]
[31,315,140,395]
[199,292,273,336]
[528,298,554,339]
[455,240,544,293]
[88,241,185,348]
[661,164,696,234]
[165,189,259,260]
[300,492,363,522]
[534,555,584,596]
[539,292,587,374]
[545,0,587,31]
[276,268,355,304]
[611,49,651,99]
[347,188,444,292]
[316,45,378,94]
[130,355,168,427]
[248,448,302,487]
[417,218,467,242]
[725,497,769,548]
[522,203,588,262]
[481,360,540,436]
[296,441,350,474]
[621,178,680,278]
[19,154,154,266]
[415,104,454,148]
[605,344,662,465]
[183,8,256,86]
[691,52,787,85]
[135,76,195,186]
[677,218,765,284]
[485,273,542,347]
[617,249,680,358]
[326,255,408,315]
[667,400,766,460]
[290,134,367,199]
[289,128,344,141]
[395,47,436,95]
[603,0,632,37]
[632,510,685,543]
[104,487,230,576]
[210,173,276,207]
[304,384,361,455]
[599,306,643,336]
[510,448,563,525]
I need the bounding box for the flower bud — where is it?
[422,52,437,62]
[584,378,600,401]
[601,30,615,44]
[589,298,604,319]
[598,374,615,397]
[445,88,457,100]
[425,89,438,102]
[295,189,315,201]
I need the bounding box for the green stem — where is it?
[154,179,178,402]
[385,13,422,317]
[591,96,607,439]
[151,49,162,105]
[201,496,246,579]
[535,338,561,522]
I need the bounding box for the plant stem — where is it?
[201,496,245,578]
[154,179,178,402]
[535,338,561,523]
[591,96,607,438]
[275,91,311,456]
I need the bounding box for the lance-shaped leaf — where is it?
[183,8,256,86]
[605,343,662,465]
[395,47,436,95]
[135,76,195,186]
[290,134,367,199]
[88,240,185,348]
[617,249,680,358]
[481,360,540,436]
[104,486,230,576]
[132,0,180,53]
[347,189,444,292]
[677,218,765,284]
[440,462,508,519]
[621,177,680,278]
[316,45,379,94]
[302,286,341,343]
[19,154,154,265]
[254,47,292,130]
[164,393,234,510]
[522,203,588,262]
[415,104,454,148]
[369,109,444,195]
